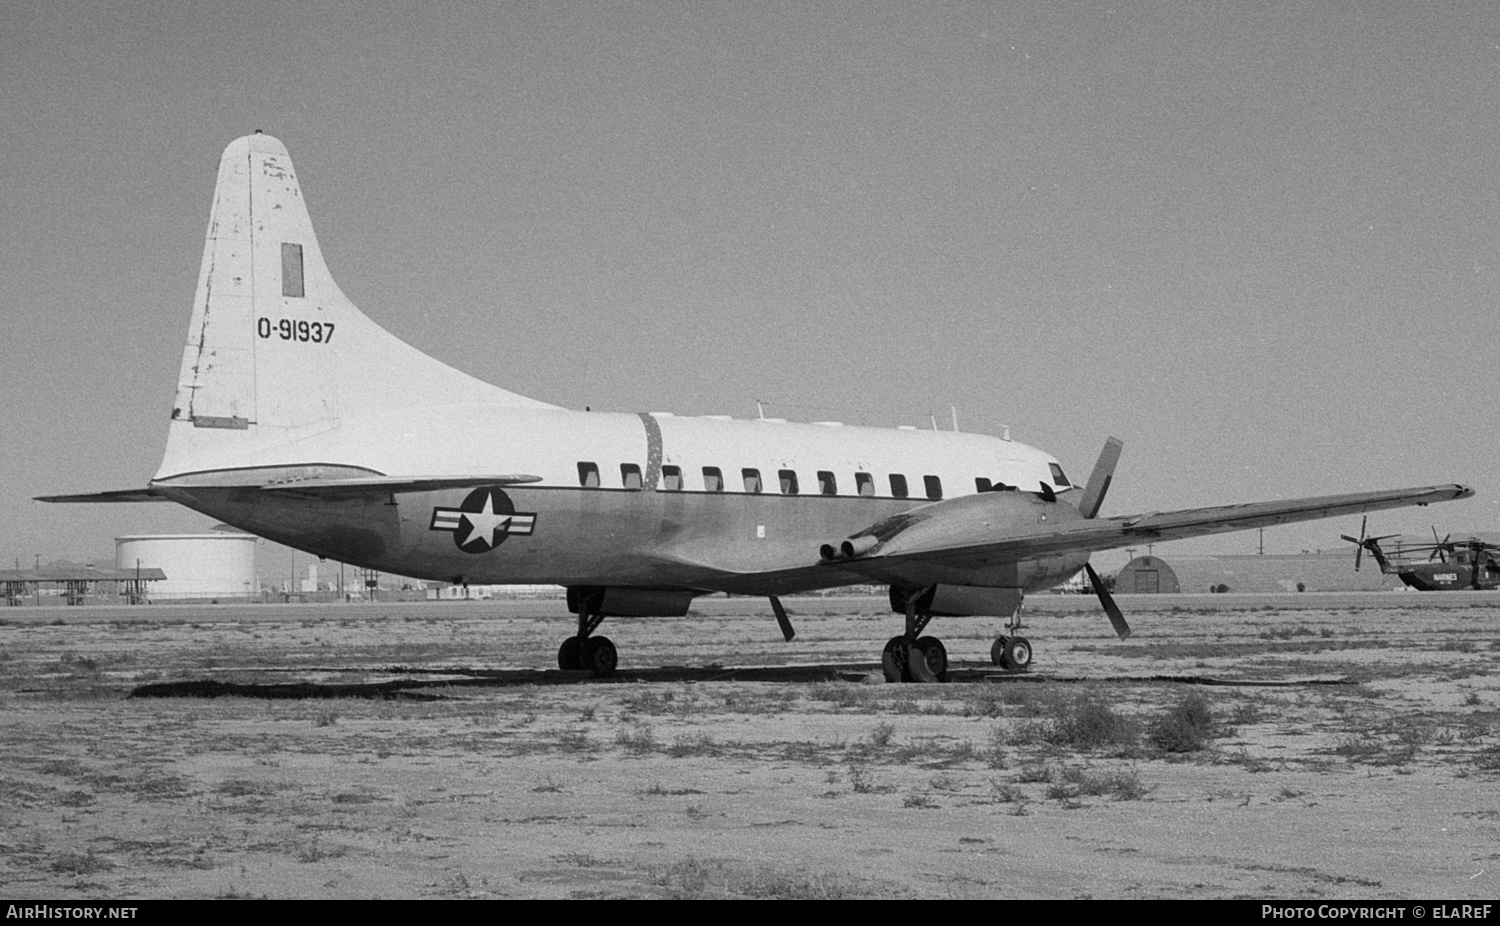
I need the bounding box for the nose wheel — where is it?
[990,635,1032,671]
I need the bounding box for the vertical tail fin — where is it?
[156,133,552,479]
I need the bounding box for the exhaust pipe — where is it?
[820,535,878,561]
[840,536,878,559]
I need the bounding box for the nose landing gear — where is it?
[990,634,1032,670]
[990,605,1032,671]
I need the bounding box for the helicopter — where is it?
[1342,518,1500,591]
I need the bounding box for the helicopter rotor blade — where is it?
[1344,516,1368,571]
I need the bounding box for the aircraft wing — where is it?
[38,475,543,503]
[831,484,1474,580]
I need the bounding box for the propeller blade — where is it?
[1085,562,1132,641]
[1076,437,1124,519]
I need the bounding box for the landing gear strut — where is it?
[558,590,617,678]
[881,587,948,683]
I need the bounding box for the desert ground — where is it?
[1,592,1497,899]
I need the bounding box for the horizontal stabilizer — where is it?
[35,488,167,504]
[258,474,543,497]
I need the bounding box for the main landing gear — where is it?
[557,593,617,678]
[882,592,949,683]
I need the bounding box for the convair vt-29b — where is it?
[41,133,1475,681]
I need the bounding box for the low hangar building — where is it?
[1115,551,1396,594]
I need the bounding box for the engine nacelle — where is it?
[889,584,1024,618]
[567,586,696,617]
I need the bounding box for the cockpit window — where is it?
[1049,463,1071,488]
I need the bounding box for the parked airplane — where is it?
[1342,519,1499,591]
[39,133,1474,680]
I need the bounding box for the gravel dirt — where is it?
[1,592,1497,899]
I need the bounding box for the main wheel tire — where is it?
[906,643,939,683]
[558,636,583,670]
[1002,635,1032,671]
[584,635,618,678]
[881,635,910,683]
[991,636,1008,667]
[914,636,948,680]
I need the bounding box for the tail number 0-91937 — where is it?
[257,318,335,343]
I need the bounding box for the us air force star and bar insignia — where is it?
[429,488,536,554]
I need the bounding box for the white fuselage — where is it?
[154,405,1087,594]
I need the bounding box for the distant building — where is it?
[1115,551,1396,594]
[115,533,258,600]
[1,564,167,606]
[426,584,565,601]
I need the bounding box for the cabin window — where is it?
[855,472,875,497]
[621,463,643,490]
[577,462,600,488]
[779,469,799,495]
[889,474,909,498]
[281,243,304,298]
[817,471,837,496]
[924,475,943,500]
[1049,463,1071,488]
[976,477,992,493]
[660,465,682,491]
[742,468,762,494]
[702,467,724,492]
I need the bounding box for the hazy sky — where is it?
[3,1,1497,573]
